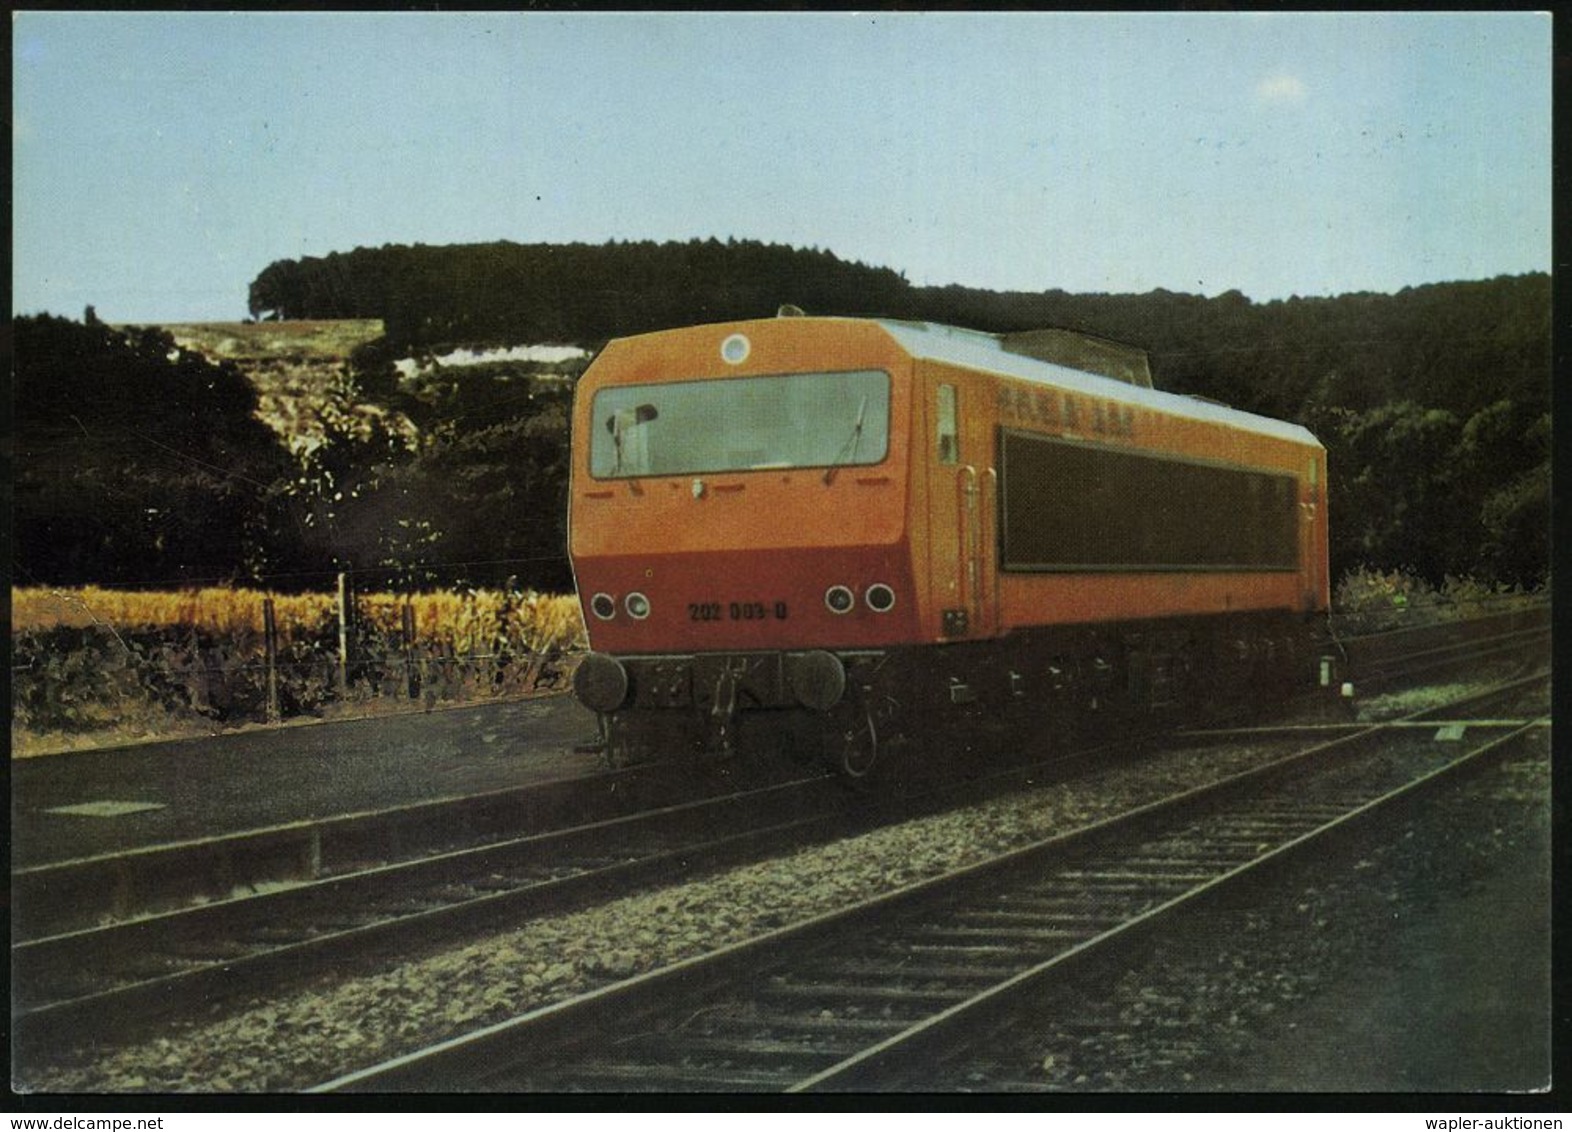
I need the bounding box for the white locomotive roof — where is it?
[873,318,1321,449]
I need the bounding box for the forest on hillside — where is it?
[14,239,1552,594]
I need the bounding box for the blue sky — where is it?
[12,10,1554,324]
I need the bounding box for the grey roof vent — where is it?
[1000,328,1154,389]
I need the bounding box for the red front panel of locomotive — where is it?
[569,318,928,655]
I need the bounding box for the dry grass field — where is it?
[123,319,388,361]
[13,586,586,651]
[12,586,586,756]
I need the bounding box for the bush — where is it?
[1331,567,1545,635]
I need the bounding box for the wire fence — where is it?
[11,581,586,741]
[10,570,1545,747]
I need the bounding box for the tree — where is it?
[1451,401,1550,585]
[364,388,575,592]
[1323,401,1467,584]
[13,314,291,585]
[264,365,421,585]
[241,245,1549,589]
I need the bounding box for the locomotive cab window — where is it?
[590,370,890,478]
[936,383,958,464]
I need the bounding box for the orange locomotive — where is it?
[569,313,1330,777]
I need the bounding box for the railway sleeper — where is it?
[163,940,254,963]
[81,952,192,981]
[21,975,122,1009]
[364,899,444,919]
[544,1062,799,1092]
[954,908,1125,931]
[993,899,1144,918]
[1016,892,1175,921]
[1110,855,1249,873]
[766,966,1002,995]
[902,940,1033,959]
[302,917,380,935]
[238,925,316,946]
[986,900,1151,927]
[1186,837,1307,858]
[1175,817,1307,836]
[1049,868,1219,885]
[649,1034,871,1060]
[744,1013,913,1036]
[823,957,1029,982]
[1230,802,1350,819]
[1205,813,1335,831]
[910,924,1090,945]
[1050,1015,1207,1037]
[760,979,974,1006]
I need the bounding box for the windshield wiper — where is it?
[822,395,869,485]
[607,403,659,475]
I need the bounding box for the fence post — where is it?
[263,597,280,724]
[336,570,351,698]
[402,600,416,700]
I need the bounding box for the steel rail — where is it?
[1351,626,1549,689]
[12,761,684,938]
[1181,669,1549,743]
[1336,603,1549,688]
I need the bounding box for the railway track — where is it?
[11,767,849,1064]
[10,707,1276,1069]
[313,673,1547,1093]
[1334,602,1549,692]
[14,761,705,938]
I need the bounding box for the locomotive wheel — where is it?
[831,700,879,779]
[600,715,634,768]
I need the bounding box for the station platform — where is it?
[10,693,603,870]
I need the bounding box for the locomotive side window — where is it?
[589,370,890,478]
[936,384,958,464]
[999,429,1300,571]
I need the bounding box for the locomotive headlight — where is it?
[720,333,751,365]
[625,592,652,620]
[866,583,896,613]
[824,585,855,615]
[590,593,617,620]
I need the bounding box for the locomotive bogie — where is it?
[577,607,1314,775]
